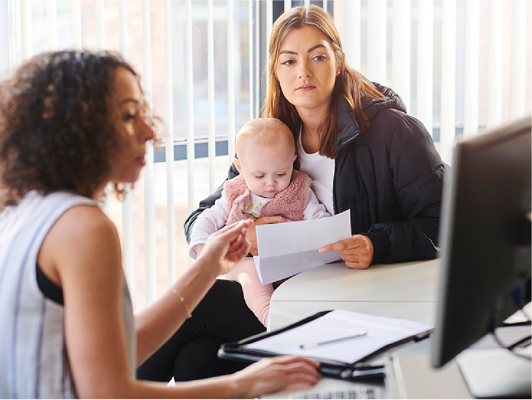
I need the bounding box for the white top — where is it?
[297,132,335,215]
[0,191,136,399]
[189,187,329,259]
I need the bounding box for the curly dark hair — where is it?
[0,50,149,207]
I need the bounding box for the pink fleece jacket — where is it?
[224,170,312,225]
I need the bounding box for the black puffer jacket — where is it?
[184,83,445,265]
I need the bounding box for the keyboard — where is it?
[287,386,385,399]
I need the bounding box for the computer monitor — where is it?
[431,116,531,396]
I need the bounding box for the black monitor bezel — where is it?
[432,116,532,368]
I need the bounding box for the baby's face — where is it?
[238,140,296,199]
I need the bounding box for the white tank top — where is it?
[297,130,336,215]
[0,191,136,398]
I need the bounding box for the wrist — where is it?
[193,253,224,279]
[225,372,250,399]
[192,243,204,259]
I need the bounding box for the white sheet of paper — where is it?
[254,210,351,285]
[246,309,433,364]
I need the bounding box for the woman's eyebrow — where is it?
[280,49,297,55]
[118,98,139,106]
[279,44,326,56]
[307,44,326,53]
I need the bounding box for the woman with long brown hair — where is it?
[188,4,444,270]
[143,4,445,384]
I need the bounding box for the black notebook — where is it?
[218,309,432,381]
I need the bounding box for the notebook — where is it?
[218,309,432,381]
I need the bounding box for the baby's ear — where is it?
[233,158,242,173]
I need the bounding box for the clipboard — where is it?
[218,310,432,381]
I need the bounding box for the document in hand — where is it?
[253,210,352,285]
[244,309,433,365]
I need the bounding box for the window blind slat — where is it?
[227,0,236,164]
[367,0,387,84]
[71,0,81,50]
[208,0,216,192]
[165,0,176,286]
[119,0,135,302]
[392,0,411,111]
[96,0,105,50]
[119,0,127,59]
[440,0,457,163]
[334,0,361,71]
[509,0,527,120]
[487,0,503,129]
[253,0,260,119]
[186,0,196,215]
[142,0,156,303]
[46,0,57,51]
[463,0,479,138]
[20,0,31,61]
[416,0,434,136]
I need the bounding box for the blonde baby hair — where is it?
[235,118,295,163]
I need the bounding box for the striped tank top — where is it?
[0,191,136,398]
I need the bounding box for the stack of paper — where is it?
[253,210,352,285]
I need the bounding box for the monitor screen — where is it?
[432,115,531,369]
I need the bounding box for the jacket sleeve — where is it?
[364,115,445,264]
[184,162,240,243]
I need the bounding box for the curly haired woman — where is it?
[0,50,320,399]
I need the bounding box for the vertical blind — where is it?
[0,0,530,308]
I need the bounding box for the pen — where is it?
[299,332,367,349]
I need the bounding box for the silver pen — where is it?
[299,331,367,349]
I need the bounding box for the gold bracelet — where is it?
[172,289,192,319]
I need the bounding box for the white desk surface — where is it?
[264,258,475,399]
[269,258,441,331]
[265,259,529,398]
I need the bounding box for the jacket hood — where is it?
[335,80,407,150]
[363,81,407,119]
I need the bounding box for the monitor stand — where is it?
[457,347,531,398]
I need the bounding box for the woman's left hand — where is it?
[319,234,374,270]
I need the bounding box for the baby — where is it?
[189,117,329,325]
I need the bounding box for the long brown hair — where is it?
[262,5,384,158]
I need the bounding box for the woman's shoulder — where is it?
[38,199,119,289]
[370,107,430,140]
[57,204,117,239]
[41,200,117,260]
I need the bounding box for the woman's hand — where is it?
[246,216,288,256]
[198,220,253,276]
[230,356,321,398]
[319,234,374,270]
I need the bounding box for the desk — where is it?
[266,258,474,399]
[269,258,440,331]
